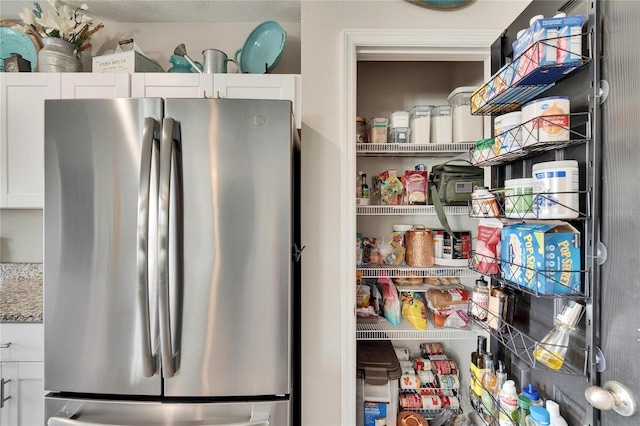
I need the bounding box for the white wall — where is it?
[299,1,530,424]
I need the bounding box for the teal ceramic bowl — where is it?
[234,21,286,74]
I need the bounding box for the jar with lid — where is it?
[409,105,432,144]
[471,277,489,321]
[356,116,367,143]
[471,187,501,218]
[431,105,452,144]
[447,86,484,144]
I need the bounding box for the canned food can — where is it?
[432,359,458,375]
[436,374,460,389]
[413,357,432,371]
[420,342,444,356]
[399,392,423,409]
[421,395,442,410]
[417,370,435,386]
[441,395,460,410]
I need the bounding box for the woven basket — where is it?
[405,225,435,267]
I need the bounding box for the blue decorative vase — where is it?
[167,55,201,73]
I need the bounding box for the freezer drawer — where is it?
[45,395,289,426]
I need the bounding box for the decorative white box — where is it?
[92,51,163,73]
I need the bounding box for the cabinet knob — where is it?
[585,380,637,417]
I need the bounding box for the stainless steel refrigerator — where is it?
[43,97,300,425]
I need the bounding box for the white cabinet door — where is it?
[130,73,213,98]
[0,74,61,208]
[60,73,130,99]
[0,323,44,363]
[213,74,301,128]
[0,362,45,426]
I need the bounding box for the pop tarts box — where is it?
[501,222,581,295]
[512,15,585,67]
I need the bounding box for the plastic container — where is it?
[546,400,569,426]
[390,110,410,129]
[368,117,388,144]
[526,406,551,426]
[499,380,519,426]
[388,127,409,143]
[448,87,484,144]
[409,105,432,144]
[532,160,580,219]
[505,178,535,218]
[356,340,402,426]
[471,187,501,218]
[522,96,570,146]
[431,105,452,144]
[473,138,495,164]
[494,111,523,155]
[522,383,543,406]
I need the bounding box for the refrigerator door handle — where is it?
[137,117,160,378]
[158,117,176,378]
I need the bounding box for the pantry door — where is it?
[597,1,640,425]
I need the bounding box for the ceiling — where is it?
[0,0,301,23]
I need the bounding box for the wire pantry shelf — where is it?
[357,264,476,279]
[356,317,480,341]
[470,112,591,167]
[469,252,589,299]
[358,204,468,216]
[468,300,588,376]
[468,189,591,221]
[471,35,591,115]
[356,142,475,156]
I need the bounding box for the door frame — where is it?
[340,28,498,424]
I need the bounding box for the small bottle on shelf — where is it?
[498,380,519,426]
[361,173,369,200]
[522,383,543,407]
[470,335,488,411]
[471,276,490,321]
[481,352,497,424]
[546,400,569,426]
[525,405,551,426]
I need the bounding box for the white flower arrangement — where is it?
[14,1,104,51]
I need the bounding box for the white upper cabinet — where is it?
[61,73,130,99]
[214,74,301,129]
[0,73,60,209]
[1,72,301,209]
[130,73,214,98]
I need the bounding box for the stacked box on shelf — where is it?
[501,222,582,295]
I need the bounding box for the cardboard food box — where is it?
[501,222,581,295]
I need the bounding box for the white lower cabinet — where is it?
[0,362,45,426]
[0,323,45,426]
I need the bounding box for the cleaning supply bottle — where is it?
[546,400,568,426]
[512,395,531,426]
[522,383,543,406]
[525,405,551,425]
[498,380,519,425]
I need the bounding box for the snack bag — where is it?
[401,294,427,330]
[405,170,428,205]
[377,274,401,326]
[473,218,503,275]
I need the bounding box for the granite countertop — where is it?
[0,263,43,323]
